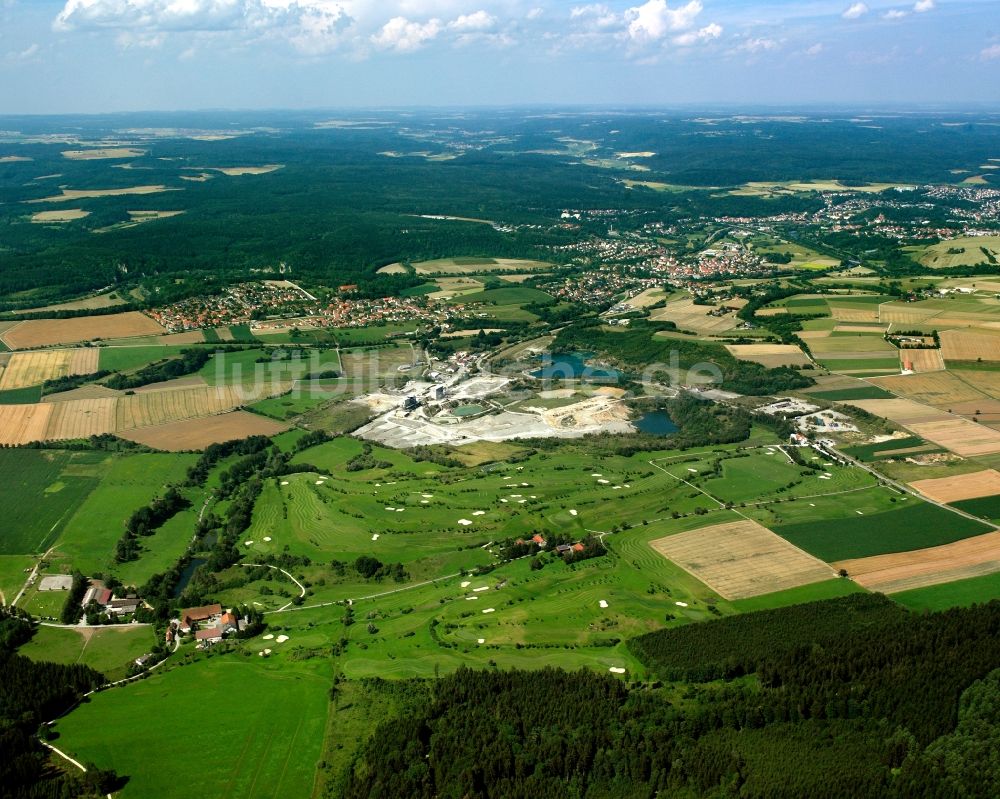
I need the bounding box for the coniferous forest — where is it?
[337,597,1000,799]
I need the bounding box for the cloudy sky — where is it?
[1,0,998,112]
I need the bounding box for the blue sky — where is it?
[1,0,998,112]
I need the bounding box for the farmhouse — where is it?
[80,579,146,619]
[179,603,223,632]
[195,627,225,644]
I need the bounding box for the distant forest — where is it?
[1,110,997,304]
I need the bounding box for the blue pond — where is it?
[531,352,619,381]
[635,411,679,436]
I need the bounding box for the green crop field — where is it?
[55,655,333,799]
[842,436,940,461]
[455,286,554,305]
[950,494,1000,522]
[249,389,336,420]
[0,554,33,603]
[200,347,341,386]
[0,449,105,555]
[19,625,156,681]
[816,357,901,372]
[892,570,1000,611]
[52,452,197,575]
[807,386,894,401]
[98,345,190,373]
[0,385,42,404]
[772,501,992,561]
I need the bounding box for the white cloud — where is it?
[882,9,907,19]
[371,16,441,51]
[448,10,494,32]
[6,42,39,61]
[982,43,1000,60]
[625,0,703,43]
[736,36,777,53]
[570,4,619,30]
[805,42,823,55]
[526,7,543,20]
[913,0,934,12]
[674,22,720,45]
[842,2,869,19]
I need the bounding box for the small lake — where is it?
[530,352,619,381]
[172,557,207,598]
[635,411,679,436]
[453,404,484,417]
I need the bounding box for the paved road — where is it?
[239,563,307,611]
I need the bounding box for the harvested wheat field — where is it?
[835,531,1000,593]
[908,419,1000,457]
[940,328,1000,361]
[0,349,99,390]
[651,298,740,334]
[899,349,945,372]
[0,404,53,446]
[119,411,288,451]
[0,312,165,349]
[61,148,146,160]
[194,165,284,176]
[830,306,880,323]
[29,185,178,203]
[880,304,941,324]
[724,343,811,367]
[870,372,988,407]
[847,398,952,425]
[910,469,1000,503]
[41,385,122,403]
[31,209,90,223]
[650,519,834,600]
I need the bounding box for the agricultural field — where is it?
[892,570,1000,610]
[915,236,1000,268]
[898,348,945,372]
[118,411,288,451]
[909,469,1000,503]
[0,348,99,390]
[724,343,810,367]
[772,500,993,562]
[940,328,1000,362]
[0,449,106,555]
[50,452,197,576]
[833,530,1000,593]
[650,519,835,599]
[0,312,166,350]
[650,297,742,334]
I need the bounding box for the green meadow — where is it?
[54,655,333,799]
[19,625,156,681]
[52,453,197,576]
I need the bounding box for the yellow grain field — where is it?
[0,312,165,349]
[119,411,288,451]
[724,343,811,367]
[908,419,1000,457]
[0,404,54,446]
[834,531,1000,593]
[940,329,1000,361]
[650,519,834,599]
[898,349,945,372]
[31,209,90,223]
[0,349,99,390]
[909,469,1000,503]
[870,372,988,407]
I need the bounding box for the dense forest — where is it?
[338,597,1000,799]
[0,606,120,798]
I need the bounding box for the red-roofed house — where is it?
[180,603,223,632]
[195,628,224,644]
